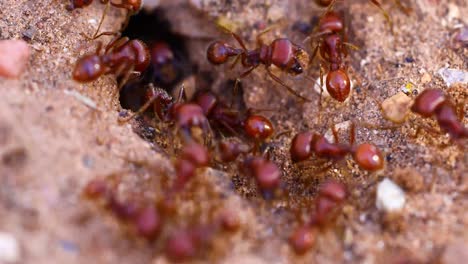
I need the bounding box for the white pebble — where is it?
[437,67,468,87]
[376,178,406,213]
[0,232,20,263]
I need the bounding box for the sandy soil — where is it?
[0,0,466,263]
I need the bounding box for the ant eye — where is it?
[289,63,303,75]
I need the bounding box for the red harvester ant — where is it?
[289,179,347,254]
[72,36,150,94]
[194,91,275,152]
[207,29,312,102]
[410,88,467,142]
[290,124,385,172]
[310,9,352,103]
[119,85,212,145]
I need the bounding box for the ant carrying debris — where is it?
[72,35,150,94]
[207,29,312,101]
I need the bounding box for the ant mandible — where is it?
[207,28,312,102]
[72,35,150,93]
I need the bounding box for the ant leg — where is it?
[175,84,186,103]
[394,0,412,15]
[369,0,394,33]
[318,65,324,123]
[105,36,128,53]
[230,32,249,52]
[349,122,355,146]
[256,26,275,46]
[94,1,110,38]
[231,66,257,107]
[266,67,312,102]
[118,92,161,123]
[332,124,340,143]
[230,55,241,70]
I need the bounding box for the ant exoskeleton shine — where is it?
[310,9,352,103]
[72,35,150,94]
[410,88,467,141]
[207,29,312,102]
[290,124,385,172]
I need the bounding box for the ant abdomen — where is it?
[73,55,106,83]
[326,69,351,102]
[207,41,241,65]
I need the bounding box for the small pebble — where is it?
[0,40,31,79]
[376,178,406,213]
[381,92,412,123]
[420,72,432,84]
[437,68,468,87]
[0,232,20,263]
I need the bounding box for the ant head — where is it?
[319,12,344,33]
[290,132,314,162]
[207,41,232,65]
[126,0,143,12]
[326,69,350,102]
[72,55,106,83]
[151,42,174,65]
[410,88,445,118]
[175,103,207,128]
[319,180,347,202]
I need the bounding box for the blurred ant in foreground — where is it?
[67,0,143,39]
[289,179,347,254]
[207,28,312,102]
[73,35,150,101]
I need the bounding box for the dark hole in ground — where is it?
[119,8,193,112]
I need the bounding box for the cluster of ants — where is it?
[69,0,467,260]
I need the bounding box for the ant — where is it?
[83,178,164,241]
[194,91,275,151]
[290,124,385,172]
[207,29,312,102]
[67,0,142,39]
[119,85,212,145]
[72,35,150,94]
[289,179,347,254]
[172,142,210,191]
[310,8,352,103]
[243,156,282,195]
[410,88,467,141]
